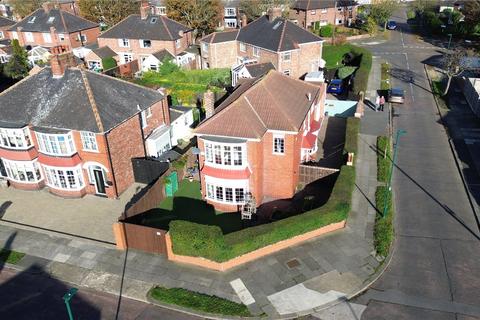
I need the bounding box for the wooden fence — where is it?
[299,164,339,185]
[114,222,167,255]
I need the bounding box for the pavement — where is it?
[0,90,388,318]
[350,8,480,320]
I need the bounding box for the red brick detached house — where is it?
[289,0,358,29]
[97,5,194,70]
[0,16,14,40]
[200,8,324,79]
[195,71,326,212]
[7,3,99,50]
[0,48,169,199]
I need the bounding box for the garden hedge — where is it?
[374,186,394,257]
[344,117,360,156]
[377,136,391,183]
[351,47,372,97]
[170,165,355,262]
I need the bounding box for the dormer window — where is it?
[47,16,55,23]
[28,16,36,23]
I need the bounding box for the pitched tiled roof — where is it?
[195,71,324,139]
[201,15,321,52]
[0,16,15,28]
[99,14,189,41]
[292,0,357,10]
[8,8,98,33]
[245,62,276,77]
[0,67,164,133]
[92,46,116,59]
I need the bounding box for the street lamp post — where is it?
[447,33,453,50]
[383,129,407,217]
[63,288,78,320]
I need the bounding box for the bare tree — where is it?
[442,49,468,96]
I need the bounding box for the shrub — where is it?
[344,117,360,155]
[101,57,117,70]
[374,186,394,257]
[159,58,180,76]
[407,10,416,20]
[377,136,391,183]
[351,47,372,96]
[320,24,333,37]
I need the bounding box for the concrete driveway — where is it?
[0,184,143,243]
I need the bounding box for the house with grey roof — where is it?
[200,8,324,79]
[0,16,14,39]
[290,0,358,29]
[0,46,171,199]
[231,61,276,86]
[7,2,99,49]
[97,3,196,71]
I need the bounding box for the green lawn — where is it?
[149,286,252,317]
[322,44,355,69]
[138,180,244,234]
[0,249,25,264]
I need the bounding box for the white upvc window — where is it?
[157,6,167,15]
[273,135,285,154]
[205,177,248,205]
[0,31,4,39]
[35,132,76,156]
[204,141,245,168]
[119,38,130,48]
[42,32,52,43]
[25,32,33,42]
[58,33,65,41]
[140,39,152,48]
[225,8,236,16]
[122,53,133,64]
[11,31,18,40]
[43,164,84,190]
[202,42,209,52]
[145,106,152,118]
[80,131,98,152]
[141,110,148,128]
[281,51,291,61]
[226,20,237,28]
[253,46,260,57]
[2,159,42,183]
[239,42,246,52]
[0,127,32,150]
[77,34,87,42]
[311,10,316,15]
[175,39,181,48]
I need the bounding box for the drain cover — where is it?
[286,258,301,269]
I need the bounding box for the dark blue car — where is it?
[327,79,344,94]
[387,21,397,30]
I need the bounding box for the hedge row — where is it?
[351,47,372,97]
[374,186,394,257]
[344,117,361,156]
[170,165,355,262]
[377,136,391,183]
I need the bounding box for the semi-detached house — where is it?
[200,8,324,80]
[195,71,326,212]
[0,47,170,199]
[289,0,358,29]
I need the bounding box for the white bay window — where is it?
[204,141,245,168]
[36,132,76,156]
[0,127,32,149]
[205,177,248,205]
[43,164,84,190]
[2,159,42,183]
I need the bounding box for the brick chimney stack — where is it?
[203,90,215,119]
[267,7,282,22]
[140,1,150,20]
[241,14,247,27]
[42,1,55,13]
[50,45,75,78]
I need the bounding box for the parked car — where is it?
[327,79,344,94]
[389,87,405,103]
[387,21,397,30]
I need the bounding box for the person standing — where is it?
[380,96,385,111]
[375,95,380,112]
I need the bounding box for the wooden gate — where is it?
[119,222,167,255]
[165,171,178,197]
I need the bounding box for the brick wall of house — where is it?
[204,41,238,69]
[290,7,357,28]
[247,140,264,204]
[9,26,100,49]
[237,42,279,69]
[106,115,145,196]
[142,99,170,138]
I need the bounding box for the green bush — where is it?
[150,286,251,317]
[374,186,394,257]
[380,63,390,90]
[377,136,391,183]
[344,117,360,155]
[101,57,117,71]
[407,10,416,20]
[320,24,333,37]
[170,165,355,262]
[351,47,372,96]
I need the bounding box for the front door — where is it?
[93,169,106,195]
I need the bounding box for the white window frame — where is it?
[239,42,246,52]
[145,106,152,118]
[311,10,316,15]
[141,110,148,128]
[25,32,33,42]
[204,177,248,205]
[58,33,65,41]
[273,135,285,155]
[0,127,33,150]
[77,34,87,42]
[253,46,260,57]
[122,53,133,64]
[226,20,237,28]
[80,131,98,152]
[321,8,327,13]
[119,38,130,48]
[202,42,209,52]
[42,164,85,190]
[11,31,18,40]
[2,159,42,183]
[35,132,76,156]
[0,31,4,39]
[281,51,291,61]
[140,39,152,48]
[42,32,52,43]
[175,39,181,49]
[157,6,167,15]
[204,141,246,169]
[225,8,236,16]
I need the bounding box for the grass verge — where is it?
[380,63,390,91]
[149,286,252,317]
[374,186,394,257]
[0,249,25,264]
[377,136,391,183]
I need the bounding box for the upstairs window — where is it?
[141,39,151,48]
[253,46,260,57]
[175,39,181,48]
[202,42,209,52]
[0,128,32,150]
[311,10,316,15]
[282,51,291,61]
[36,132,76,156]
[225,8,236,16]
[273,135,285,154]
[204,142,245,167]
[25,32,33,42]
[43,33,52,43]
[119,38,130,48]
[80,131,98,152]
[157,6,166,15]
[58,33,65,41]
[239,42,246,52]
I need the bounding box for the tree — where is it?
[442,49,468,96]
[370,0,398,31]
[78,0,138,27]
[462,0,480,34]
[3,39,30,80]
[166,0,222,39]
[365,16,377,35]
[9,0,44,19]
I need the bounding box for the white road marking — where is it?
[230,278,255,305]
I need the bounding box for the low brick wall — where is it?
[165,220,346,271]
[324,33,371,44]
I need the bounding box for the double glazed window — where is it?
[80,131,98,152]
[140,39,152,48]
[43,165,84,190]
[273,136,285,154]
[2,159,42,183]
[204,142,244,167]
[120,38,130,47]
[206,183,246,204]
[0,128,32,149]
[36,132,76,156]
[282,51,291,61]
[42,32,52,43]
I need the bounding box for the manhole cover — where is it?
[286,258,301,269]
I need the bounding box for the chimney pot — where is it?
[140,2,149,20]
[50,45,74,78]
[203,90,215,119]
[241,14,247,27]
